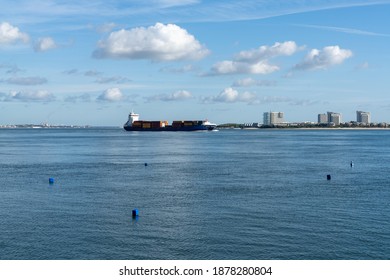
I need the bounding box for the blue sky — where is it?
[1,0,390,125]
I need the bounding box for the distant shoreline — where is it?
[292,127,390,130]
[0,125,110,129]
[218,122,389,130]
[2,125,389,130]
[219,126,390,130]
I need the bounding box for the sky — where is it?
[1,0,390,126]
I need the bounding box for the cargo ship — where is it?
[124,111,216,131]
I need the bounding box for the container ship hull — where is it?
[124,125,215,132]
[123,111,216,132]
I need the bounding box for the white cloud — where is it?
[200,87,317,106]
[209,41,302,75]
[0,22,29,45]
[235,41,301,62]
[294,45,353,71]
[232,78,277,87]
[211,60,279,75]
[93,22,209,61]
[0,90,55,102]
[97,88,124,102]
[147,90,193,102]
[169,90,193,100]
[34,37,57,52]
[202,87,257,104]
[212,88,238,103]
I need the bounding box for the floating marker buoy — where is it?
[49,178,54,184]
[327,174,331,180]
[350,161,354,167]
[132,209,139,218]
[144,163,148,167]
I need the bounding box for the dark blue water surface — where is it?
[1,128,390,260]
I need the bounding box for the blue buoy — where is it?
[132,209,139,218]
[327,174,331,180]
[49,178,54,184]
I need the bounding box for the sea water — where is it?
[1,128,390,260]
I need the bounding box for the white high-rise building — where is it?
[263,112,284,125]
[327,112,342,125]
[318,114,327,124]
[356,111,371,124]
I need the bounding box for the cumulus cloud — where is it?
[235,41,301,62]
[200,87,316,106]
[293,45,353,71]
[202,88,257,104]
[97,88,124,102]
[232,78,277,87]
[211,60,279,75]
[34,37,57,52]
[5,76,47,85]
[93,22,209,61]
[209,41,302,75]
[0,22,29,45]
[147,90,193,102]
[0,90,55,102]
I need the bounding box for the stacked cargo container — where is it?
[172,120,202,127]
[172,121,184,128]
[132,121,142,128]
[132,120,169,129]
[150,121,168,128]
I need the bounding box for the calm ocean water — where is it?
[1,128,390,260]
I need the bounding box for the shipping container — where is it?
[142,122,151,128]
[132,121,142,127]
[184,121,194,126]
[172,121,184,127]
[151,123,160,128]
